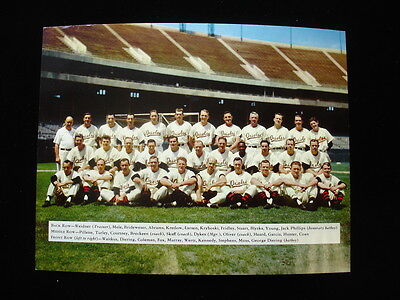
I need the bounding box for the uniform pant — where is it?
[130,186,170,206]
[225,187,254,205]
[163,185,197,206]
[100,188,141,203]
[56,149,71,171]
[319,189,345,207]
[282,185,318,204]
[191,186,230,205]
[47,183,79,203]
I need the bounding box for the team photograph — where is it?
[36,23,350,275]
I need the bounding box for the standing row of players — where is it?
[43,109,345,210]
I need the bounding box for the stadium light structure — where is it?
[130,91,140,98]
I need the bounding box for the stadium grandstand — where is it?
[38,23,349,162]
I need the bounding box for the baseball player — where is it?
[81,158,113,205]
[281,161,319,211]
[248,160,284,209]
[302,139,331,176]
[88,135,121,175]
[135,139,159,171]
[165,108,192,152]
[308,116,334,154]
[159,157,197,207]
[316,162,346,209]
[240,111,268,157]
[265,113,289,156]
[101,158,137,206]
[74,112,99,149]
[189,109,216,151]
[159,136,189,170]
[140,109,167,152]
[186,140,209,174]
[118,114,145,152]
[53,116,75,171]
[119,137,139,169]
[214,111,242,153]
[43,160,82,208]
[247,140,279,174]
[98,114,123,150]
[277,138,303,174]
[235,141,252,170]
[195,157,229,208]
[224,157,253,209]
[66,134,94,173]
[288,114,310,152]
[132,156,169,206]
[208,136,235,174]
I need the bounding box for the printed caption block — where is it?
[49,221,340,245]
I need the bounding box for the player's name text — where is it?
[49,221,340,245]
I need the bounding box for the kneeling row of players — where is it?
[42,155,346,211]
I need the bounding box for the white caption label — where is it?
[48,222,340,245]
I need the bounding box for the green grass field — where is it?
[35,162,351,275]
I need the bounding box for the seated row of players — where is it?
[53,109,334,171]
[43,135,345,211]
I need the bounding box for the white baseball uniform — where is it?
[240,124,268,156]
[186,150,209,173]
[316,173,346,199]
[225,170,252,194]
[53,126,75,171]
[101,169,138,202]
[118,126,145,149]
[288,127,310,151]
[166,121,192,152]
[75,124,99,148]
[282,172,318,203]
[166,168,197,196]
[301,150,330,174]
[90,147,121,169]
[140,121,167,152]
[308,127,334,152]
[46,170,81,198]
[265,125,289,155]
[197,168,229,204]
[66,145,94,171]
[134,167,169,201]
[159,147,188,169]
[277,150,304,174]
[247,171,281,197]
[98,123,122,148]
[189,122,216,151]
[214,123,242,150]
[119,148,139,168]
[248,151,279,170]
[83,169,112,190]
[208,149,235,173]
[136,149,159,167]
[233,152,252,169]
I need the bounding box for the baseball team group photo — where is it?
[36,23,350,275]
[43,109,346,212]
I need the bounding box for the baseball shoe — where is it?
[263,203,280,209]
[298,203,308,210]
[207,203,219,208]
[64,201,72,208]
[305,198,317,211]
[330,200,342,210]
[240,202,249,209]
[164,201,177,208]
[230,202,240,209]
[42,200,51,207]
